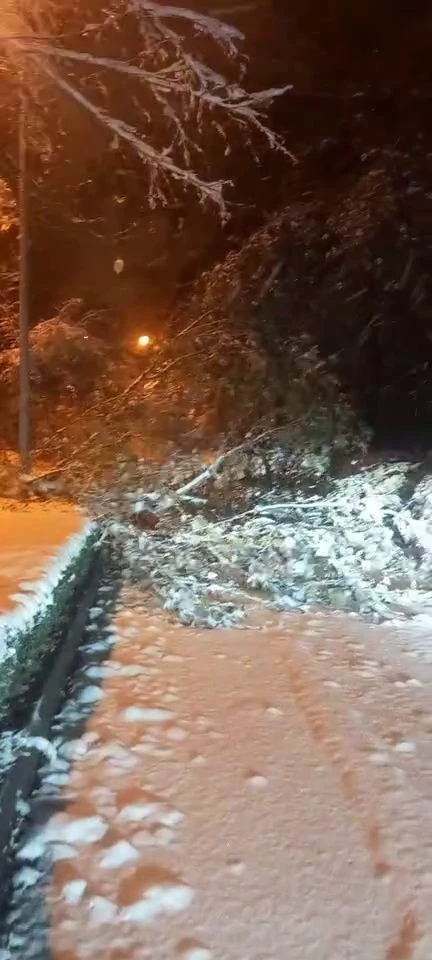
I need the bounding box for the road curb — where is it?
[0,549,103,909]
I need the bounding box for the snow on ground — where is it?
[0,503,86,614]
[0,502,93,662]
[3,588,432,959]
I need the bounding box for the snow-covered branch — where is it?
[174,429,280,496]
[129,0,243,55]
[33,56,229,211]
[2,0,295,211]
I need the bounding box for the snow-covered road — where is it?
[4,592,432,960]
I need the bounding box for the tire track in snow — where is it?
[281,631,394,881]
[270,613,432,959]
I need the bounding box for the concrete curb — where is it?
[0,550,103,909]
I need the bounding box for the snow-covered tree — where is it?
[0,0,293,215]
[0,178,17,351]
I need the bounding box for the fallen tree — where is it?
[112,460,432,629]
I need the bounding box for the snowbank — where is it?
[0,521,98,727]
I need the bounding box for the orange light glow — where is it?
[137,334,151,348]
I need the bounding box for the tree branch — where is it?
[174,428,280,495]
[34,56,229,211]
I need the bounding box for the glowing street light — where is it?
[137,334,151,349]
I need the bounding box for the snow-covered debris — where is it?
[117,462,432,627]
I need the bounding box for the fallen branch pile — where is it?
[107,454,432,628]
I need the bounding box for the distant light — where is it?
[113,258,124,275]
[137,334,151,349]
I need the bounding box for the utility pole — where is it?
[18,86,30,475]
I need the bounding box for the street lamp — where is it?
[137,334,151,349]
